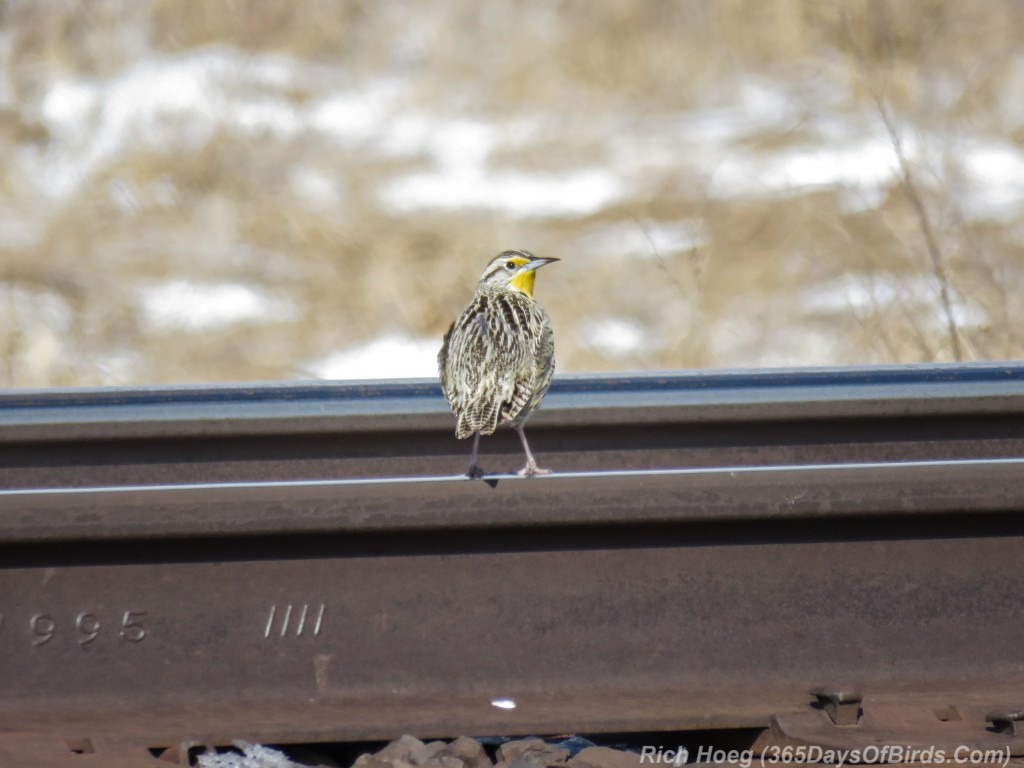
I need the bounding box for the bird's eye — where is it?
[505,261,517,271]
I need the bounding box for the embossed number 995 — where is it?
[1,610,148,647]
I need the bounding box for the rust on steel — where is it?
[0,365,1023,761]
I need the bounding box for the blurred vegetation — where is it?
[1,0,1023,386]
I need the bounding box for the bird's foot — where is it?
[467,464,486,479]
[517,463,552,478]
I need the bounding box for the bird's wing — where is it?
[508,307,554,425]
[440,292,534,438]
[491,293,547,426]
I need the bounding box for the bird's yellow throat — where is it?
[510,268,536,297]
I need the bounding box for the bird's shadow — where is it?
[466,464,500,488]
[464,466,504,489]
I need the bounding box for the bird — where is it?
[438,249,558,478]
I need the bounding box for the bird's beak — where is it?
[523,257,559,271]
[509,256,558,298]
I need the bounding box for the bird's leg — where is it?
[467,431,485,479]
[515,424,551,477]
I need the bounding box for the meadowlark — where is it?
[438,249,558,478]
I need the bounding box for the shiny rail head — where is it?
[2,457,1024,544]
[3,361,1024,415]
[2,456,1023,498]
[3,361,1024,401]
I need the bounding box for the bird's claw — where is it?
[467,465,485,479]
[517,464,552,477]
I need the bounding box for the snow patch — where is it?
[382,167,621,217]
[805,273,987,329]
[309,335,440,380]
[583,317,646,357]
[577,221,706,258]
[960,141,1024,221]
[139,280,296,331]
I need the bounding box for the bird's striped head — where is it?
[477,249,559,298]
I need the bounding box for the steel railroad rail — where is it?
[4,362,1024,487]
[1,364,1023,766]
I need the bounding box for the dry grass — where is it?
[1,0,1023,386]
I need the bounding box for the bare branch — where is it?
[872,96,963,361]
[841,7,964,361]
